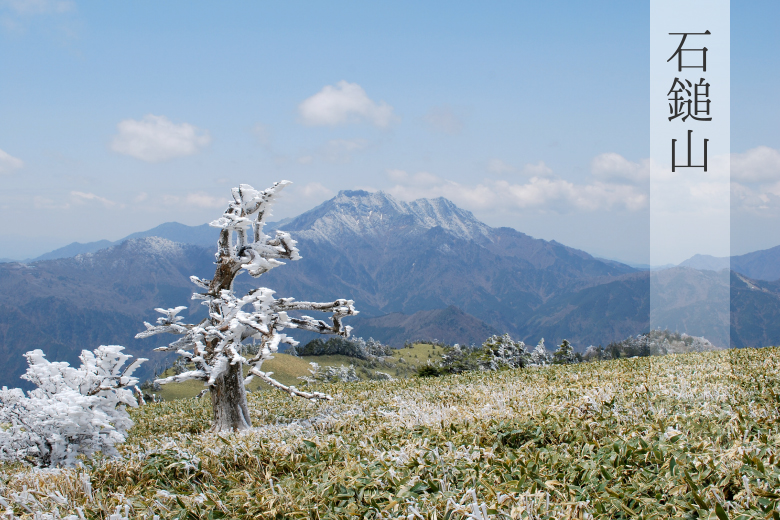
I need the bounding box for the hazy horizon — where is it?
[1,1,778,264]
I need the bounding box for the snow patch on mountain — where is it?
[70,237,187,267]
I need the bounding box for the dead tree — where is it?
[136,181,357,431]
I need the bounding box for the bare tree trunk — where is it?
[209,362,251,431]
[138,185,348,433]
[206,237,251,432]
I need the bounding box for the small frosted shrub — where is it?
[0,345,145,467]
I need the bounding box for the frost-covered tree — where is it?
[136,181,357,432]
[0,346,145,467]
[552,339,575,365]
[603,329,718,359]
[438,334,531,374]
[298,362,360,384]
[583,344,604,362]
[480,334,530,370]
[295,336,391,359]
[439,344,479,373]
[529,338,550,366]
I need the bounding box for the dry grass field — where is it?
[2,348,780,519]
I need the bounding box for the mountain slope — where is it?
[522,272,650,347]
[0,191,640,387]
[678,245,780,282]
[0,238,216,388]
[349,306,500,347]
[522,267,780,348]
[32,240,115,262]
[257,190,636,336]
[729,272,780,348]
[30,223,218,262]
[29,218,297,263]
[3,190,778,389]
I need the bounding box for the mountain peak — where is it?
[283,190,492,243]
[337,189,373,198]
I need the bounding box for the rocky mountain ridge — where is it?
[1,190,779,388]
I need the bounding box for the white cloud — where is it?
[719,147,780,213]
[498,178,646,211]
[424,105,463,134]
[298,81,396,127]
[731,181,780,212]
[385,169,442,187]
[1,0,74,14]
[387,165,647,214]
[0,148,23,174]
[71,191,116,208]
[765,181,780,197]
[387,169,408,182]
[33,190,120,210]
[591,153,649,184]
[731,146,780,183]
[111,115,211,162]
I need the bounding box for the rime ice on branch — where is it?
[135,181,358,431]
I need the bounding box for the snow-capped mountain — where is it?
[2,190,779,388]
[282,190,493,244]
[251,191,639,336]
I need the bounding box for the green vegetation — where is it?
[152,343,443,400]
[3,347,780,518]
[295,336,392,359]
[154,354,315,401]
[551,339,574,365]
[388,342,444,378]
[603,329,720,359]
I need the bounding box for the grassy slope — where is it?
[4,348,780,518]
[156,353,315,400]
[156,343,444,400]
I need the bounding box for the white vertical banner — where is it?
[650,1,731,345]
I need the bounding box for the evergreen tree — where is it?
[552,339,575,365]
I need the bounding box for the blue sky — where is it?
[0,1,778,263]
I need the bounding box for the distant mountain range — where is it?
[28,222,218,262]
[11,218,296,263]
[0,238,216,389]
[679,247,780,282]
[7,219,778,283]
[1,190,779,388]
